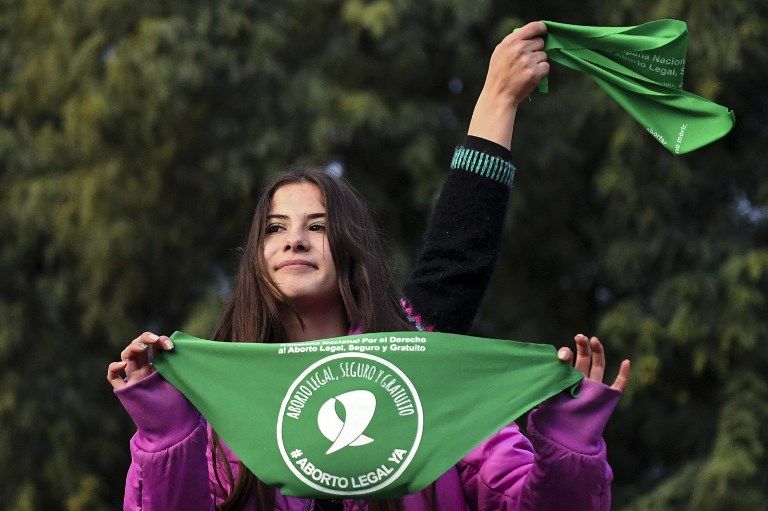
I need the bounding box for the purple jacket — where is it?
[116,371,620,511]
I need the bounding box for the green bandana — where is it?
[540,19,735,154]
[154,331,582,498]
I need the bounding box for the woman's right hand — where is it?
[107,332,174,390]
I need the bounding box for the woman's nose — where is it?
[284,229,309,252]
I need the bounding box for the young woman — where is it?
[108,22,630,511]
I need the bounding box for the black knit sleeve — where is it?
[401,136,514,334]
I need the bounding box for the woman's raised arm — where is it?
[403,22,549,334]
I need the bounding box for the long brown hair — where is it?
[212,168,416,510]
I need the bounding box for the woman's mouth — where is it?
[276,259,317,270]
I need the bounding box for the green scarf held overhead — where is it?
[540,19,735,154]
[153,331,582,498]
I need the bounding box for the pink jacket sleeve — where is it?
[456,379,621,511]
[115,372,215,511]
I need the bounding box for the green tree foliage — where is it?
[0,0,766,509]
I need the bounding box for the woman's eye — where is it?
[309,223,326,232]
[266,224,285,234]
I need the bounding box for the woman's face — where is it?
[262,182,340,309]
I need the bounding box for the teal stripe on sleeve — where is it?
[449,146,516,187]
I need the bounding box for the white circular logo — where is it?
[277,353,422,495]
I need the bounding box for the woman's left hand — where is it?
[557,334,631,391]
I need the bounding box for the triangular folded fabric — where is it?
[153,331,582,498]
[540,19,735,154]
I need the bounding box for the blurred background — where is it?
[1,0,767,509]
